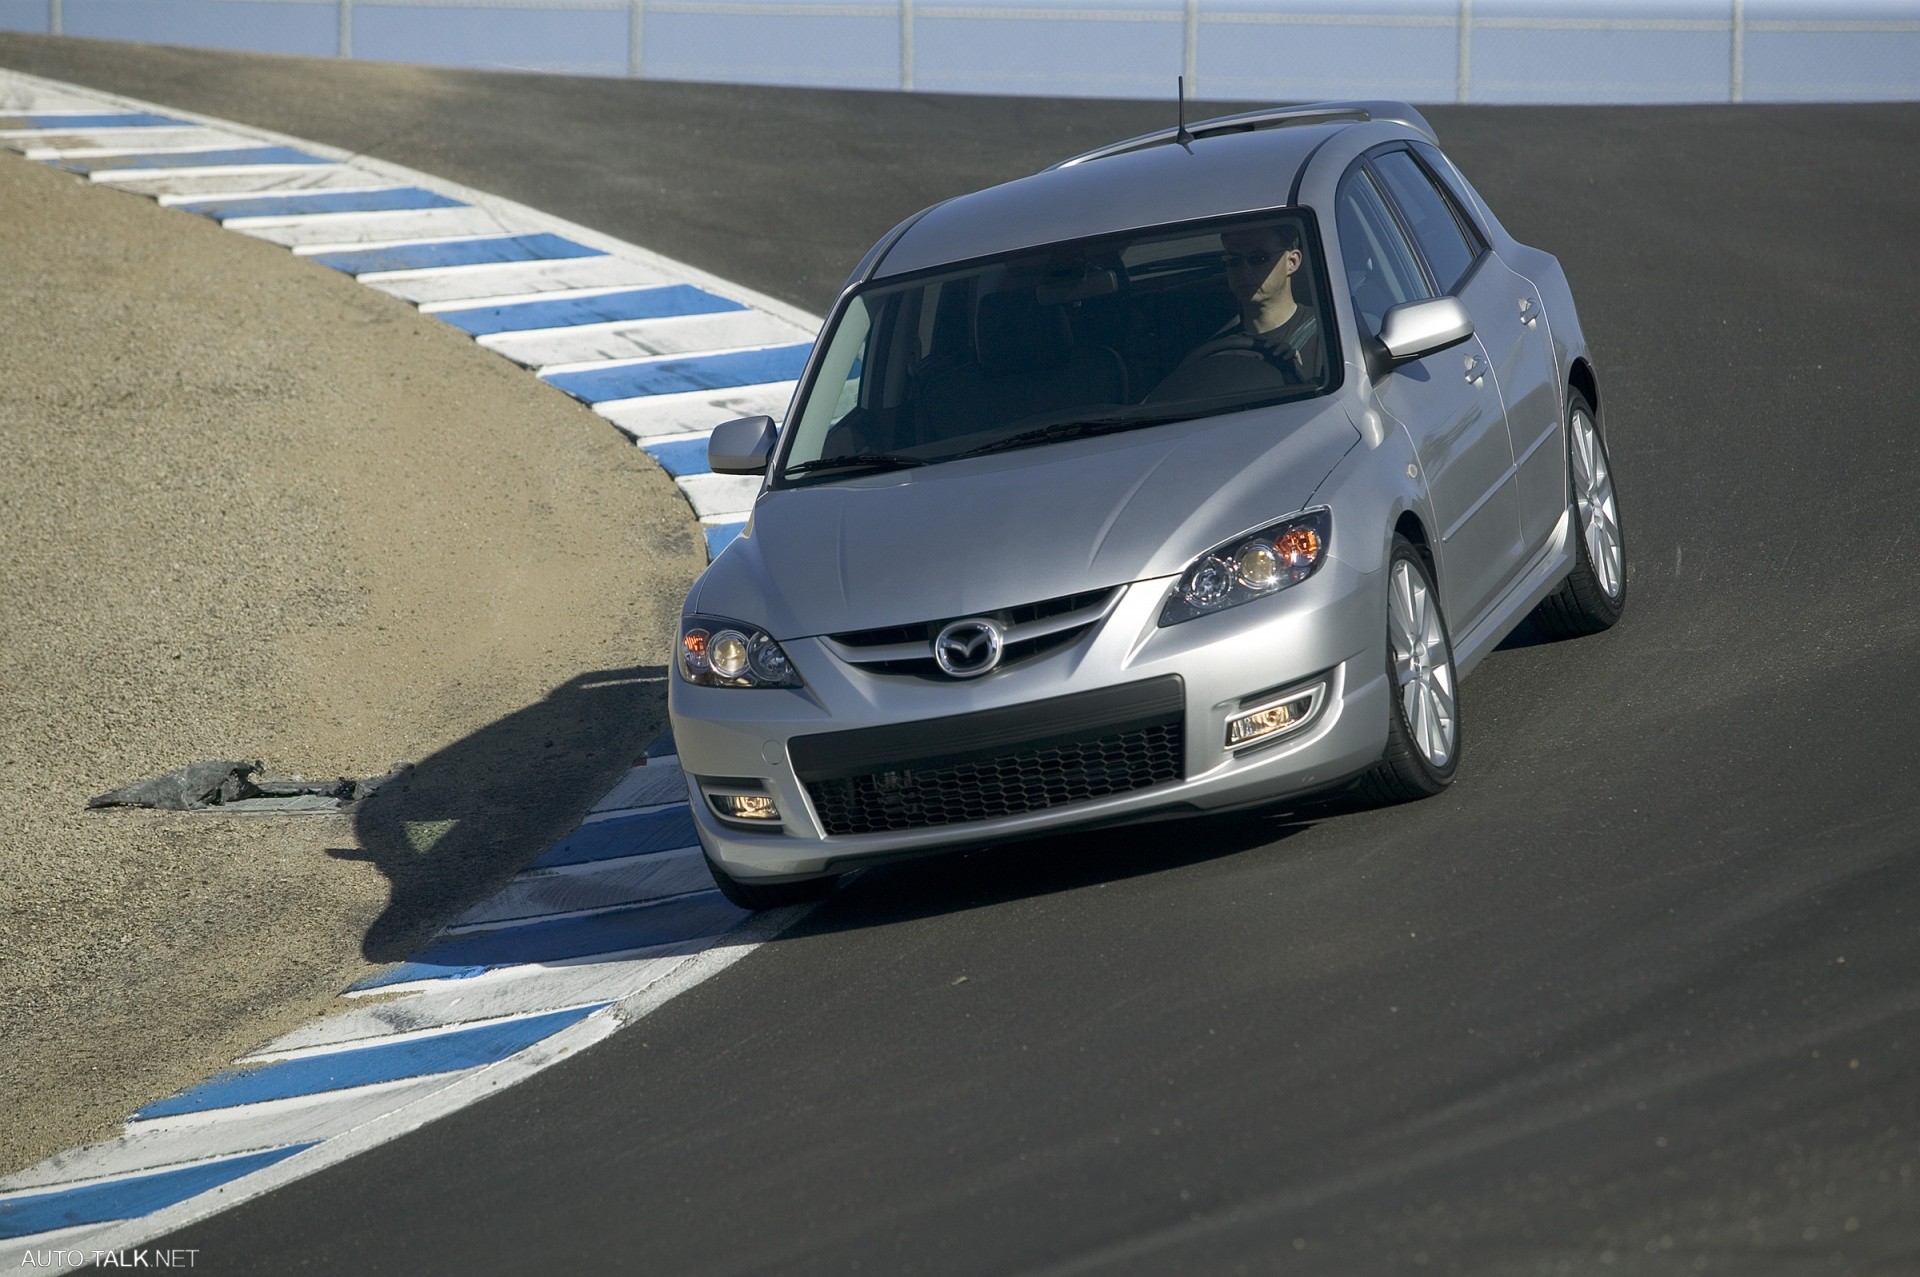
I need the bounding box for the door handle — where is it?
[1518,296,1538,327]
[1463,353,1484,385]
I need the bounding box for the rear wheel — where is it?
[703,850,837,911]
[1531,390,1625,638]
[1357,536,1460,804]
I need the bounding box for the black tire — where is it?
[704,851,837,911]
[1356,535,1460,805]
[1530,389,1625,639]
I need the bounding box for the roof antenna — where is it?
[1175,75,1194,146]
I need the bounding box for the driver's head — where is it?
[1222,223,1304,310]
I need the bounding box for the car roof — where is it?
[870,101,1434,281]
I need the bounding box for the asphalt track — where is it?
[4,35,1918,1275]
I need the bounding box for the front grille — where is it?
[830,589,1115,650]
[792,677,1186,837]
[827,588,1118,680]
[854,627,1087,678]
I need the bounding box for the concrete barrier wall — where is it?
[6,0,1918,102]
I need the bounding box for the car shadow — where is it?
[787,796,1338,937]
[326,664,672,964]
[1493,614,1555,652]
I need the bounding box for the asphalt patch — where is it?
[87,761,397,813]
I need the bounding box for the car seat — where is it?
[914,288,1129,444]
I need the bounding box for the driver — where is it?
[1148,222,1325,400]
[1221,223,1323,380]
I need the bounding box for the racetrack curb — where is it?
[0,69,815,1269]
[0,66,822,560]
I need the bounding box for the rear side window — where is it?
[1371,149,1480,293]
[1410,141,1491,243]
[1336,168,1430,339]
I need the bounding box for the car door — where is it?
[1388,143,1567,555]
[1337,163,1523,630]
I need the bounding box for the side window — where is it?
[787,295,872,466]
[1410,140,1492,246]
[1336,168,1431,339]
[1371,150,1479,293]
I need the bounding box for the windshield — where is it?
[777,210,1338,485]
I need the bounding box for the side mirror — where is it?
[707,415,776,476]
[1371,297,1474,378]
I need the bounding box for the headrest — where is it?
[976,289,1071,376]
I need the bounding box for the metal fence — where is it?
[6,0,1918,102]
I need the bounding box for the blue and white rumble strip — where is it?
[0,69,821,1271]
[0,69,822,560]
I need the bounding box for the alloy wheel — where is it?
[1571,409,1623,601]
[1389,558,1457,770]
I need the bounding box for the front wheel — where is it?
[1356,536,1460,805]
[1530,389,1625,638]
[703,850,837,911]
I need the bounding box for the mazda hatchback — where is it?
[669,100,1624,908]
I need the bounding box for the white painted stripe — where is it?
[676,472,763,520]
[351,257,607,284]
[231,207,530,247]
[2,127,225,148]
[21,135,259,159]
[339,931,733,1000]
[535,337,799,379]
[115,1074,473,1138]
[418,281,668,313]
[582,802,687,827]
[238,1002,615,1065]
[0,1221,119,1255]
[0,1140,326,1199]
[261,950,700,1056]
[0,1077,458,1194]
[442,849,711,933]
[86,162,331,183]
[512,843,697,874]
[438,888,714,938]
[93,166,368,197]
[0,88,108,110]
[153,181,399,207]
[372,257,679,305]
[589,759,690,813]
[594,381,798,440]
[482,310,813,371]
[287,229,556,257]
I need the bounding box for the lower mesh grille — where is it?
[804,717,1183,837]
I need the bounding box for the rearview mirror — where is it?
[1372,297,1474,377]
[707,415,777,476]
[1037,266,1119,306]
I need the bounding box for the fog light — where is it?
[710,793,781,822]
[1225,684,1324,749]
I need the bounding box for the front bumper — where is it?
[669,555,1390,880]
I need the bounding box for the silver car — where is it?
[669,100,1624,909]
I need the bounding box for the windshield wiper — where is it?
[783,452,928,478]
[955,413,1188,460]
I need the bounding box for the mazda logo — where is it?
[933,618,1004,678]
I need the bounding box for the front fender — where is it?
[1319,405,1439,585]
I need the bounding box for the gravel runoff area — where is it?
[0,147,707,1175]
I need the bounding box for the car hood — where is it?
[692,397,1360,639]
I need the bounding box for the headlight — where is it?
[1160,509,1330,626]
[679,615,802,688]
